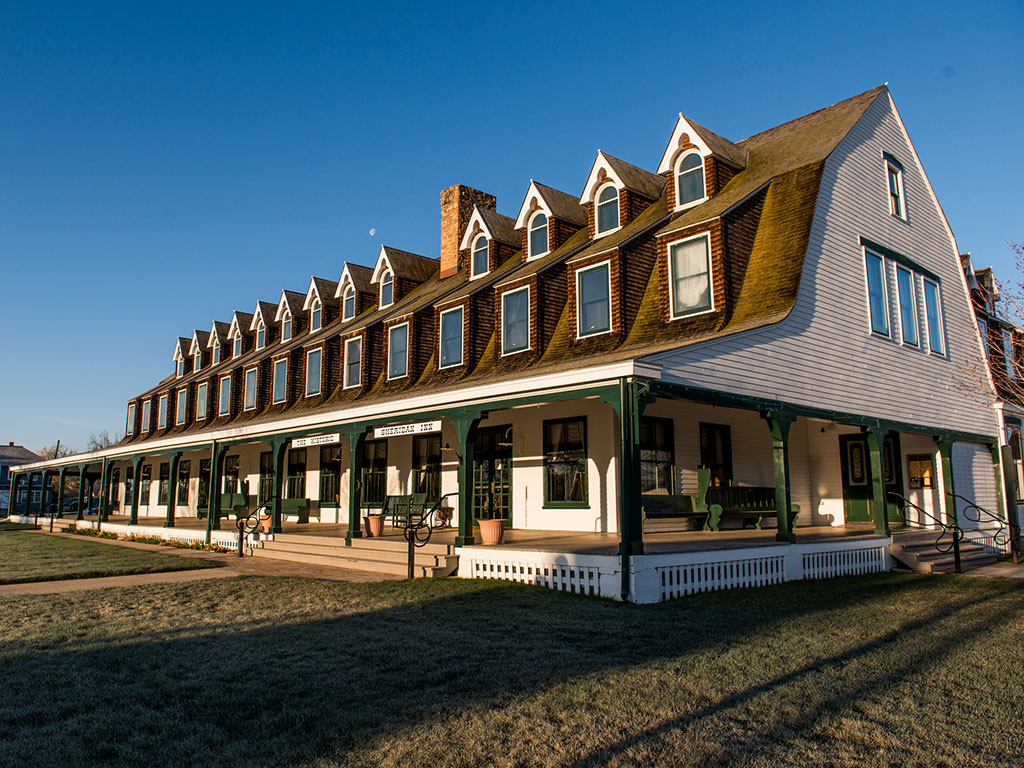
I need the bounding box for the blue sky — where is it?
[2,0,1021,453]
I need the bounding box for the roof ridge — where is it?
[739,85,886,145]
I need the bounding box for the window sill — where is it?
[542,502,590,510]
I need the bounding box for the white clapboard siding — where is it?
[952,442,1000,524]
[644,91,998,440]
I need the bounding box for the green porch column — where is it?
[164,452,181,527]
[209,445,226,532]
[764,412,797,543]
[57,467,67,517]
[990,443,1006,523]
[344,427,366,545]
[40,470,52,518]
[864,428,891,536]
[76,465,87,520]
[130,457,144,525]
[1000,444,1022,560]
[451,412,482,547]
[616,379,645,559]
[97,460,109,530]
[937,440,957,526]
[22,472,33,516]
[271,439,288,534]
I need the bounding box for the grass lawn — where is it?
[1,574,1022,767]
[0,524,218,584]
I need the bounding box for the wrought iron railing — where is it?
[888,492,963,573]
[950,493,1020,563]
[235,500,271,557]
[402,492,455,579]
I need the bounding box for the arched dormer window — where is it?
[342,285,355,320]
[380,270,394,307]
[256,321,266,350]
[529,212,549,258]
[471,234,489,278]
[282,311,292,342]
[233,335,243,358]
[212,343,221,365]
[311,298,322,332]
[675,152,706,207]
[596,183,619,235]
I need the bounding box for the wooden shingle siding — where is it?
[647,94,997,437]
[470,291,493,367]
[539,264,567,350]
[721,187,767,321]
[620,234,657,336]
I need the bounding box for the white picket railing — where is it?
[459,549,619,597]
[657,554,785,599]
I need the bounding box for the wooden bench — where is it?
[280,498,312,524]
[641,469,720,532]
[219,492,249,519]
[704,485,800,530]
[383,493,428,529]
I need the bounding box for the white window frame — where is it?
[666,232,715,320]
[194,349,201,371]
[674,150,708,211]
[895,265,918,347]
[126,403,136,435]
[212,344,221,365]
[471,234,490,279]
[218,375,231,416]
[343,336,362,390]
[1004,328,1017,382]
[142,400,152,432]
[501,286,532,356]
[176,359,184,378]
[272,358,288,404]
[305,348,323,397]
[342,284,356,321]
[923,278,945,356]
[863,250,891,338]
[176,389,187,425]
[243,367,258,411]
[438,306,465,369]
[233,336,242,358]
[196,382,208,421]
[528,211,549,259]
[281,311,292,342]
[310,298,322,332]
[885,160,906,220]
[380,271,395,308]
[594,182,621,237]
[158,394,168,430]
[387,322,410,380]
[576,260,613,339]
[256,322,266,350]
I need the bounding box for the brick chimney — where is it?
[440,185,495,279]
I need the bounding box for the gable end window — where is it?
[273,359,288,404]
[126,403,136,435]
[668,234,713,319]
[194,350,202,371]
[306,348,322,397]
[577,262,612,337]
[176,359,185,378]
[501,287,530,355]
[895,266,918,346]
[342,285,355,320]
[196,382,208,420]
[212,344,221,365]
[176,389,187,425]
[596,184,619,235]
[676,152,706,207]
[233,336,242,358]
[528,212,548,258]
[311,298,322,332]
[380,271,394,307]
[439,306,464,368]
[471,235,489,278]
[923,279,945,355]
[142,400,152,432]
[243,367,258,411]
[886,160,905,219]
[158,394,168,430]
[218,376,231,416]
[344,337,362,389]
[388,323,409,379]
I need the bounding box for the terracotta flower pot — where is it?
[365,514,386,538]
[478,518,507,546]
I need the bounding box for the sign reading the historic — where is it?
[373,420,442,439]
[292,433,341,448]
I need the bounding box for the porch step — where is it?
[251,534,458,578]
[890,531,998,573]
[39,518,77,533]
[643,517,702,533]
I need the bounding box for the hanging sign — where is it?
[292,433,341,448]
[373,420,442,439]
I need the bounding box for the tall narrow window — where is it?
[380,271,394,307]
[176,359,184,378]
[413,434,441,502]
[158,394,168,429]
[224,456,239,494]
[342,285,355,320]
[361,440,387,507]
[577,262,611,337]
[196,382,208,420]
[282,311,292,341]
[596,184,619,234]
[305,348,322,397]
[439,307,464,368]
[126,403,136,435]
[212,344,221,365]
[529,212,548,258]
[158,463,169,505]
[472,235,489,278]
[258,451,274,504]
[923,279,944,355]
[194,349,201,371]
[311,298,322,331]
[256,322,266,350]
[865,251,889,336]
[142,400,152,432]
[176,389,187,425]
[887,163,904,219]
[640,417,675,494]
[388,324,409,379]
[243,367,257,410]
[177,461,190,505]
[233,336,242,358]
[699,422,733,486]
[502,288,530,354]
[286,449,306,499]
[273,359,288,404]
[197,459,210,510]
[344,337,362,389]
[140,465,152,502]
[543,417,587,506]
[319,446,342,506]
[676,152,705,206]
[218,375,231,416]
[896,266,918,346]
[668,234,712,318]
[1004,329,1017,382]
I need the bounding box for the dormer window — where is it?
[675,152,706,207]
[256,322,266,350]
[668,233,713,319]
[310,298,322,332]
[342,285,355,320]
[529,212,549,258]
[212,344,221,365]
[471,235,490,278]
[380,271,394,307]
[194,349,201,371]
[596,184,619,235]
[176,359,185,378]
[282,311,292,341]
[233,336,242,358]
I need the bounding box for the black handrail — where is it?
[888,492,963,573]
[236,501,271,557]
[950,493,1021,563]
[403,492,456,579]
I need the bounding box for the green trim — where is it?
[937,440,957,526]
[859,236,941,284]
[864,428,891,536]
[881,151,904,171]
[542,415,590,508]
[764,412,797,543]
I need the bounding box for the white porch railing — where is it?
[10,514,239,549]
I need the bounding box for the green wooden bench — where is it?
[641,468,721,532]
[384,493,428,529]
[280,498,311,524]
[219,492,249,519]
[705,485,800,530]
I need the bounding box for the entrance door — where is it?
[473,425,513,527]
[839,433,905,523]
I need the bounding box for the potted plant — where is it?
[364,512,386,538]
[477,518,506,546]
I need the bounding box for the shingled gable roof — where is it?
[228,311,254,340]
[581,151,666,203]
[514,181,588,229]
[657,114,748,173]
[275,289,306,322]
[207,321,230,347]
[336,263,373,296]
[171,337,191,361]
[371,245,439,284]
[459,206,519,250]
[250,301,278,331]
[189,329,210,356]
[305,276,340,310]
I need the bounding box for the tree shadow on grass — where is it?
[0,574,1021,768]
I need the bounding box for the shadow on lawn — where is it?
[1,574,1021,768]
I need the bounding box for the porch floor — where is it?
[94,515,885,556]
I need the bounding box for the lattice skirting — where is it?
[657,556,785,600]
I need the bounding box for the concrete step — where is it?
[271,532,454,557]
[252,544,457,578]
[261,539,455,568]
[889,543,998,574]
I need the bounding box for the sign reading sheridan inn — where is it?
[373,420,442,439]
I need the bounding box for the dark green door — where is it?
[473,425,513,527]
[839,434,905,524]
